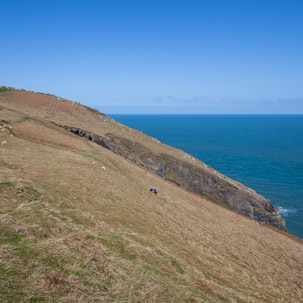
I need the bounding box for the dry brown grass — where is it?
[0,90,302,302]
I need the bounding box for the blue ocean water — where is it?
[110,114,303,239]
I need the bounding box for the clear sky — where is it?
[1,0,302,114]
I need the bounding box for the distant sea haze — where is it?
[110,114,303,239]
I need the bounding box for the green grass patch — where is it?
[0,182,14,192]
[0,265,23,278]
[0,227,30,302]
[99,233,137,261]
[16,241,39,264]
[128,253,137,260]
[0,224,38,261]
[4,125,17,136]
[171,259,185,274]
[41,255,70,272]
[0,88,10,93]
[0,267,25,302]
[0,224,39,263]
[100,234,125,254]
[164,172,180,181]
[29,296,45,302]
[0,289,25,302]
[216,198,234,211]
[0,226,25,245]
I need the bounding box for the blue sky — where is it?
[1,0,302,113]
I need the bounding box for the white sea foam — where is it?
[277,207,297,217]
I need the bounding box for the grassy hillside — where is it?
[0,89,302,302]
[0,89,286,230]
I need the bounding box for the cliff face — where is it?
[60,125,286,231]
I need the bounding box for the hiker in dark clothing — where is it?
[149,188,158,195]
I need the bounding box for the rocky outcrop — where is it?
[60,125,286,231]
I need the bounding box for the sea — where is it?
[110,114,303,239]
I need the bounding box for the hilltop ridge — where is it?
[0,87,302,302]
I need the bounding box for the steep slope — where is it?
[0,88,302,302]
[0,88,285,230]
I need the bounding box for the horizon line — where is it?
[107,113,303,115]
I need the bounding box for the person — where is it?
[153,188,157,195]
[150,188,153,192]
